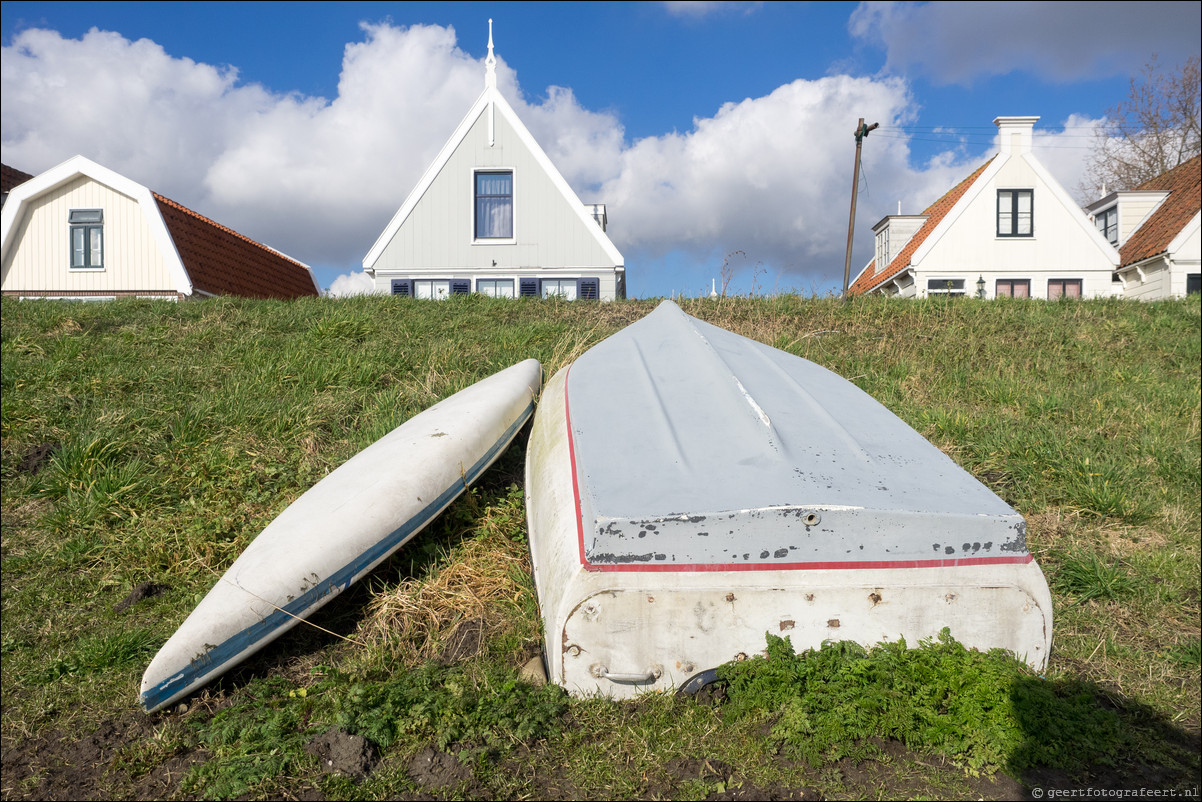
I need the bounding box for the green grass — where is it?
[1,293,1198,800]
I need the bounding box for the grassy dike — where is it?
[1,293,1198,800]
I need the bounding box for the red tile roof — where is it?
[1119,155,1201,267]
[849,159,994,294]
[2,163,34,195]
[153,194,319,299]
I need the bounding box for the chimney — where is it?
[994,116,1039,156]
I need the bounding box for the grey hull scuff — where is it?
[566,301,1026,567]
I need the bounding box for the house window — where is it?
[475,171,513,239]
[875,228,890,271]
[414,279,451,300]
[1186,274,1201,295]
[996,279,1030,298]
[69,209,104,269]
[927,278,966,297]
[541,279,577,300]
[1048,279,1082,299]
[1095,206,1118,245]
[391,279,412,297]
[476,278,515,298]
[997,190,1033,237]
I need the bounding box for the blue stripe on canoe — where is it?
[141,399,535,712]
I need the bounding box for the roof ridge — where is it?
[850,157,994,294]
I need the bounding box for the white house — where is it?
[363,22,625,301]
[851,117,1120,300]
[1085,155,1200,300]
[1,156,319,301]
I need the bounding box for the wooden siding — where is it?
[914,155,1118,298]
[373,106,618,273]
[2,176,174,293]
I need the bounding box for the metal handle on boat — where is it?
[591,664,663,683]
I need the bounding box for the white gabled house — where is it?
[851,117,1120,300]
[363,22,625,301]
[1085,155,1200,300]
[1,155,319,301]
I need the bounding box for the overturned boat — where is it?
[142,359,543,713]
[525,301,1051,698]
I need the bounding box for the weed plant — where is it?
[1,293,1198,800]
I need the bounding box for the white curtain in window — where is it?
[1015,191,1032,235]
[541,280,577,300]
[72,228,86,267]
[476,173,512,238]
[414,280,451,300]
[89,228,103,266]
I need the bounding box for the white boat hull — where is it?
[141,359,543,712]
[525,304,1051,698]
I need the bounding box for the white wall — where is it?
[2,176,175,294]
[372,105,618,275]
[913,153,1118,299]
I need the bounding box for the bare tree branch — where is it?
[1080,55,1201,200]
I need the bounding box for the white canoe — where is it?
[525,302,1051,698]
[141,358,543,712]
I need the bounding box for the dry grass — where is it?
[353,494,536,670]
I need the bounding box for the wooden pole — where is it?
[842,118,878,300]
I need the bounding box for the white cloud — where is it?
[328,270,380,297]
[849,1,1202,86]
[2,20,1093,294]
[1032,114,1105,204]
[662,2,764,19]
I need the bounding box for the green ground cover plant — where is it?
[1,293,1198,800]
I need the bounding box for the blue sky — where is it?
[3,1,1199,297]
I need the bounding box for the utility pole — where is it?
[841,118,878,300]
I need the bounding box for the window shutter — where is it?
[577,278,600,300]
[519,278,539,298]
[391,279,412,297]
[451,280,471,295]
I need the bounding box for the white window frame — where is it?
[1095,205,1118,245]
[997,189,1033,238]
[472,169,516,244]
[69,209,105,271]
[475,278,515,298]
[540,278,578,300]
[926,278,966,297]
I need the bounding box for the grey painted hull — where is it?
[525,302,1051,697]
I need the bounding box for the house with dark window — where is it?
[1,155,320,301]
[363,22,625,301]
[1085,155,1200,299]
[850,117,1120,300]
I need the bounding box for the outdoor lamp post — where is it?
[977,275,986,299]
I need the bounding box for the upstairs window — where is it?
[69,209,104,269]
[1095,206,1118,245]
[997,189,1033,237]
[874,227,890,271]
[475,171,513,239]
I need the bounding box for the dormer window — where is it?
[997,190,1033,237]
[69,209,104,269]
[1095,206,1118,245]
[475,171,513,239]
[875,226,890,271]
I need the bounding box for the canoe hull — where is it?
[141,359,542,712]
[526,307,1052,698]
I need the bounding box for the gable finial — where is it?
[485,19,497,89]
